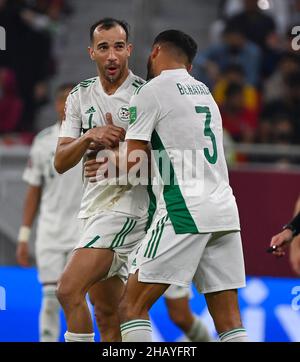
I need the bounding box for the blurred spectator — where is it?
[0,68,23,133]
[273,117,294,145]
[264,52,300,102]
[220,82,258,143]
[222,0,292,36]
[255,117,273,144]
[213,63,261,113]
[262,71,300,144]
[289,0,300,29]
[226,0,281,78]
[192,23,261,88]
[0,0,72,134]
[226,0,277,50]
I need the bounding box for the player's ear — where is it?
[152,45,160,59]
[127,43,133,56]
[88,46,95,61]
[187,64,192,73]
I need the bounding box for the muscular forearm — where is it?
[112,140,150,172]
[54,134,91,174]
[22,185,41,227]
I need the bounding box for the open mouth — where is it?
[107,65,118,76]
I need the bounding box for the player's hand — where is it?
[16,242,30,267]
[88,142,105,152]
[269,229,293,257]
[84,158,108,182]
[85,125,125,148]
[85,113,125,148]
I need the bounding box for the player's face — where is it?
[89,25,132,84]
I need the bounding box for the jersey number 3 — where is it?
[195,106,218,164]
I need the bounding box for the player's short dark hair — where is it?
[90,18,130,43]
[152,30,198,64]
[55,83,76,97]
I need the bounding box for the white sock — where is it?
[120,319,152,342]
[64,331,95,342]
[219,328,249,342]
[186,316,211,342]
[39,285,60,342]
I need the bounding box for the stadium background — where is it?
[0,0,300,342]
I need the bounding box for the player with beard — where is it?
[54,18,148,342]
[109,29,247,342]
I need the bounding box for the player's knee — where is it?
[56,278,81,307]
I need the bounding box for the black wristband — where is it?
[283,212,300,237]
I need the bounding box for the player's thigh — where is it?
[59,248,115,294]
[193,231,246,294]
[88,275,125,311]
[76,211,147,284]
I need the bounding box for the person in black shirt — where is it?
[270,196,300,275]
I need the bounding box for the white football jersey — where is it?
[59,71,149,219]
[23,123,83,251]
[125,69,240,234]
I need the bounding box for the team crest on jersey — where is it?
[117,106,130,123]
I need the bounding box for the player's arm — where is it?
[55,127,125,175]
[289,197,300,274]
[16,142,43,267]
[112,139,150,172]
[16,185,42,267]
[84,88,159,180]
[269,196,300,258]
[54,91,126,174]
[55,134,94,174]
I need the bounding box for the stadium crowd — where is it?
[0,0,300,160]
[0,0,72,142]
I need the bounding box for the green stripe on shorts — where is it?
[118,220,137,247]
[144,215,168,258]
[84,235,100,248]
[151,216,168,258]
[110,218,136,248]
